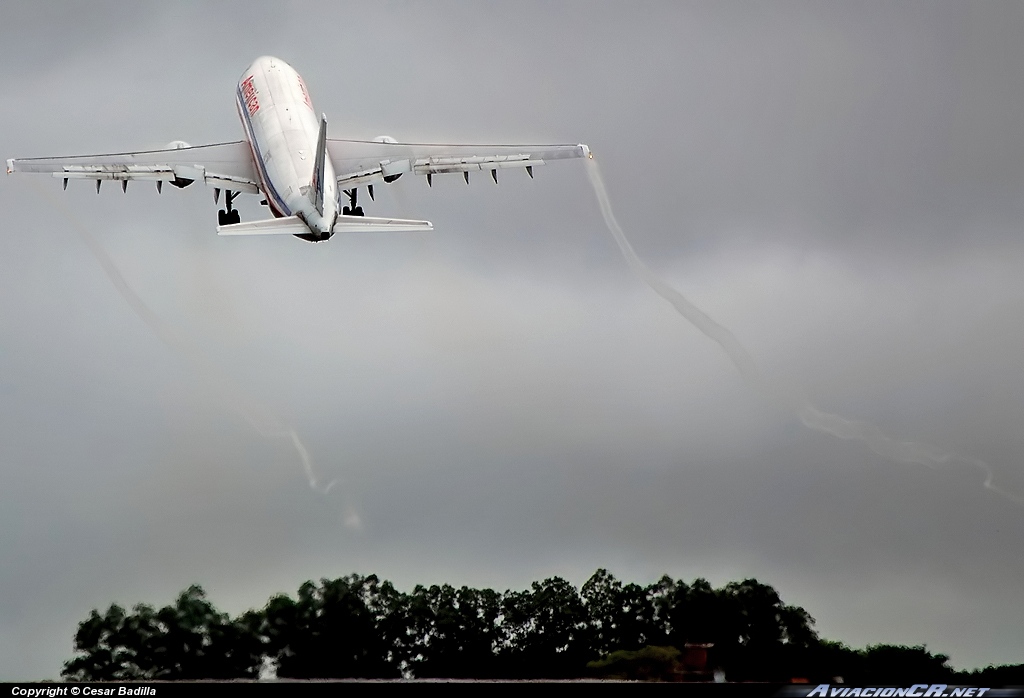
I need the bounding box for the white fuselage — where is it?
[235,56,338,236]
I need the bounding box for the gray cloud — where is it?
[1,1,1023,679]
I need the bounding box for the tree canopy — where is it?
[61,570,1021,682]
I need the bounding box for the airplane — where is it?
[7,56,591,243]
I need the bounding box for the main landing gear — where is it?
[342,188,364,216]
[217,189,240,226]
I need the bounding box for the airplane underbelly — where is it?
[237,57,323,217]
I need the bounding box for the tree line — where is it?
[61,569,1022,682]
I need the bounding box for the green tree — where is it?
[257,575,398,678]
[582,569,661,656]
[587,645,682,681]
[392,584,503,678]
[69,570,1004,684]
[859,644,954,684]
[63,603,134,681]
[150,585,260,679]
[62,586,259,681]
[499,576,591,678]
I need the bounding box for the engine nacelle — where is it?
[374,136,403,182]
[164,141,195,187]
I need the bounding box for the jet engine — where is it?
[374,136,403,182]
[165,140,195,188]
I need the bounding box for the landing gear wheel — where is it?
[218,209,241,225]
[218,189,240,226]
[344,189,364,217]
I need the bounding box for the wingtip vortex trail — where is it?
[583,157,1022,508]
[28,179,363,521]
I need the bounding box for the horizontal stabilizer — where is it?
[216,214,433,236]
[217,215,311,236]
[333,214,433,233]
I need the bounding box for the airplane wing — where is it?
[326,139,591,189]
[6,141,260,194]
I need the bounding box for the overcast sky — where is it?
[2,1,1023,680]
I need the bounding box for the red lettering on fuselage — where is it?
[241,75,260,116]
[297,76,313,110]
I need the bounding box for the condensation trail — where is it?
[584,158,1023,506]
[30,182,363,522]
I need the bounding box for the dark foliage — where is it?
[959,664,1024,685]
[61,571,1018,682]
[62,586,262,681]
[587,645,682,681]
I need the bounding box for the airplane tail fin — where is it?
[309,113,328,216]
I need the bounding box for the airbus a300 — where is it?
[7,56,590,242]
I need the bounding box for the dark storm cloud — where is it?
[1,1,1022,680]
